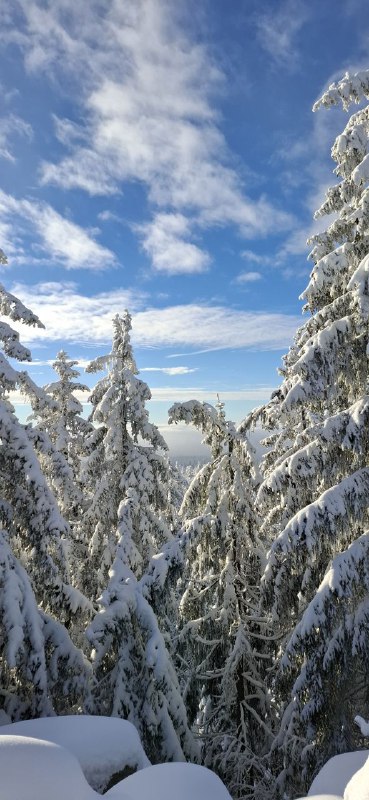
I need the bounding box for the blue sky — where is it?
[1,0,368,453]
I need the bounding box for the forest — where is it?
[2,67,369,800]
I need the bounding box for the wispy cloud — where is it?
[10,282,144,343]
[11,282,302,352]
[241,250,273,266]
[141,366,197,375]
[138,213,210,275]
[256,0,309,71]
[0,114,32,161]
[27,356,92,369]
[0,190,116,269]
[235,271,262,284]
[3,0,294,274]
[97,210,122,223]
[150,387,276,402]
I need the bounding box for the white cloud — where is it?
[158,423,211,457]
[138,213,210,275]
[9,387,90,406]
[141,366,197,375]
[256,0,309,70]
[236,271,262,284]
[27,356,92,369]
[150,387,276,402]
[3,0,294,273]
[10,282,302,352]
[10,282,145,344]
[0,190,116,269]
[0,113,32,161]
[97,210,122,223]
[241,250,273,266]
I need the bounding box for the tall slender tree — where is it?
[78,312,173,599]
[32,351,92,505]
[83,312,196,762]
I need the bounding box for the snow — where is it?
[105,762,232,800]
[298,796,343,800]
[0,735,97,800]
[344,754,369,799]
[308,751,369,797]
[0,715,150,793]
[0,730,232,800]
[2,716,369,800]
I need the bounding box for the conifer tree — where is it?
[78,312,173,600]
[254,69,369,797]
[168,399,269,796]
[33,351,92,504]
[30,351,94,586]
[83,312,196,762]
[0,269,90,719]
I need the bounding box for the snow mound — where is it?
[0,715,150,793]
[296,794,343,800]
[297,796,343,799]
[344,754,369,800]
[308,751,369,797]
[0,735,97,800]
[105,761,232,800]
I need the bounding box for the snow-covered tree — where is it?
[83,312,195,760]
[78,312,173,600]
[254,69,369,797]
[168,399,269,796]
[0,275,90,718]
[29,351,94,588]
[87,550,197,764]
[31,351,92,513]
[0,529,90,720]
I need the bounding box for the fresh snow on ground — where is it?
[308,751,369,797]
[0,735,98,800]
[105,762,232,800]
[0,715,150,793]
[0,732,232,800]
[2,714,369,800]
[344,754,369,800]
[297,795,343,799]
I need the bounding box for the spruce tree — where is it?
[168,399,269,796]
[78,312,173,599]
[0,270,90,719]
[29,351,94,589]
[84,312,196,762]
[32,351,92,511]
[255,69,369,797]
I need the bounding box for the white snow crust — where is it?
[0,733,232,800]
[0,715,150,793]
[344,754,369,800]
[308,750,369,797]
[105,762,232,800]
[297,795,343,799]
[0,735,98,800]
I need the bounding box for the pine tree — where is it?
[168,399,269,796]
[0,271,90,719]
[255,69,369,797]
